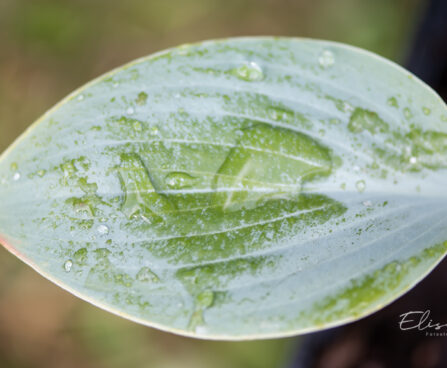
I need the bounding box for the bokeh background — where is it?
[0,0,444,367]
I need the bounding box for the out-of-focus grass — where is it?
[0,0,425,367]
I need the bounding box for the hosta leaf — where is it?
[0,37,446,340]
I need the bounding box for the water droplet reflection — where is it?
[64,260,73,272]
[318,50,335,68]
[356,180,366,193]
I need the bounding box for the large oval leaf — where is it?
[0,37,446,340]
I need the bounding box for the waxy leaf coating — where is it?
[0,38,446,340]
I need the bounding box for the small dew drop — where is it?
[409,156,417,165]
[136,91,148,106]
[149,127,159,136]
[362,200,372,207]
[233,61,264,81]
[13,172,21,181]
[97,224,109,235]
[343,102,354,113]
[177,44,191,56]
[132,121,143,132]
[73,248,88,265]
[10,162,18,171]
[136,267,159,283]
[165,172,195,189]
[127,107,135,115]
[422,106,431,115]
[64,260,73,272]
[197,290,214,308]
[318,50,335,68]
[404,107,413,119]
[330,118,341,125]
[356,180,366,193]
[77,94,84,101]
[268,108,280,121]
[37,169,46,177]
[387,97,398,108]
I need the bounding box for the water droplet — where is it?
[196,290,214,308]
[78,177,98,194]
[213,123,333,211]
[149,126,159,136]
[409,156,417,165]
[330,118,341,125]
[348,108,388,134]
[127,107,134,115]
[178,44,191,55]
[37,169,46,177]
[64,260,73,272]
[342,102,353,113]
[165,172,195,189]
[267,107,293,122]
[136,267,159,282]
[318,50,335,68]
[232,62,264,81]
[362,200,372,207]
[404,107,413,119]
[97,224,109,235]
[118,153,174,219]
[132,121,143,132]
[13,172,21,181]
[356,180,366,193]
[73,248,88,265]
[77,94,84,101]
[387,97,398,108]
[422,106,431,115]
[10,162,18,171]
[113,82,119,88]
[136,91,148,105]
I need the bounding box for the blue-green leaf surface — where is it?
[0,38,446,340]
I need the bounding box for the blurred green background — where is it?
[0,0,427,367]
